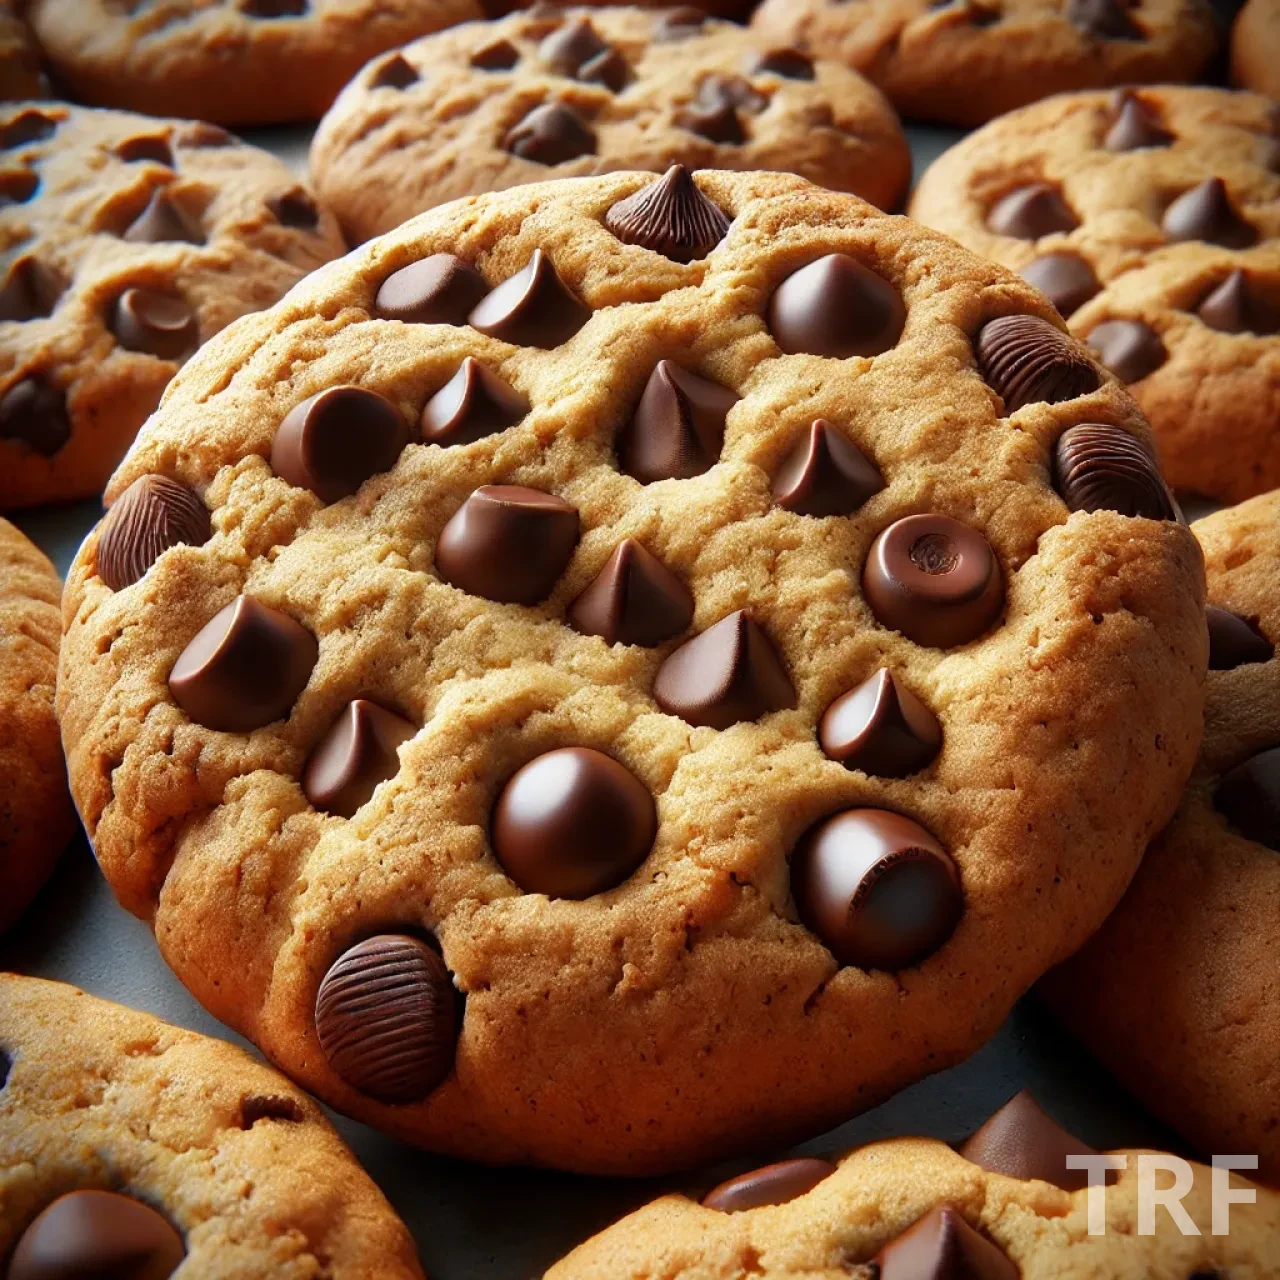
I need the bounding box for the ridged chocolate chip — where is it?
[749,48,815,79]
[240,0,307,15]
[617,360,735,484]
[1085,318,1167,383]
[471,38,520,71]
[654,610,795,729]
[0,377,70,456]
[864,515,1004,648]
[0,170,37,205]
[1068,0,1143,39]
[169,596,317,732]
[0,110,57,149]
[1052,423,1178,520]
[491,747,656,898]
[268,188,320,230]
[568,538,693,646]
[1019,252,1100,317]
[96,475,211,590]
[1197,269,1280,335]
[772,419,883,516]
[986,183,1078,239]
[1206,605,1273,671]
[504,102,597,165]
[702,1159,835,1212]
[1104,90,1173,150]
[875,1205,1018,1280]
[272,386,410,503]
[110,288,198,359]
[793,808,961,970]
[578,47,629,91]
[0,256,65,322]
[123,189,204,245]
[114,134,174,166]
[1215,746,1280,850]
[316,935,457,1103]
[976,314,1101,412]
[604,165,731,262]
[303,700,416,818]
[371,53,419,88]
[655,6,707,39]
[769,254,905,358]
[421,357,528,446]
[468,249,589,348]
[375,254,488,325]
[539,16,608,75]
[820,669,942,777]
[435,484,579,605]
[1162,178,1256,249]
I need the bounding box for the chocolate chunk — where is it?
[578,47,630,91]
[772,419,883,516]
[1214,746,1280,850]
[1085,318,1167,384]
[568,538,693,646]
[268,188,320,230]
[698,74,767,113]
[375,253,489,325]
[1104,90,1173,150]
[371,53,420,88]
[986,183,1078,239]
[114,134,174,166]
[604,165,731,263]
[1162,178,1256,249]
[272,385,410,502]
[875,1205,1018,1280]
[702,1158,836,1212]
[0,256,65,323]
[1206,605,1273,671]
[110,288,198,359]
[0,110,57,149]
[435,484,579,604]
[653,610,795,729]
[0,169,37,205]
[655,6,707,39]
[303,699,416,817]
[976,314,1100,412]
[0,377,70,456]
[503,101,597,165]
[169,596,317,732]
[421,357,528,446]
[863,515,1004,648]
[315,935,457,1103]
[1197,269,1280,335]
[122,189,204,245]
[175,122,234,148]
[1068,0,1143,39]
[792,808,961,970]
[1053,423,1178,520]
[820,669,942,777]
[677,100,745,144]
[8,1189,185,1280]
[240,0,307,15]
[539,17,608,75]
[768,254,905,358]
[617,360,735,483]
[491,747,656,897]
[1019,252,1100,317]
[96,475,211,590]
[468,249,589,348]
[471,38,520,71]
[749,48,815,79]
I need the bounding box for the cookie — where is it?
[547,1091,1280,1279]
[0,519,72,934]
[58,170,1206,1175]
[0,2,47,102]
[0,102,344,510]
[910,87,1280,503]
[1232,0,1280,99]
[0,973,425,1279]
[749,0,1218,128]
[310,7,911,244]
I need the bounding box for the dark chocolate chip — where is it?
[96,475,211,591]
[1206,605,1273,671]
[1162,178,1256,249]
[986,183,1079,239]
[122,190,205,245]
[768,254,905,358]
[239,0,307,15]
[604,165,731,263]
[820,669,942,777]
[1085,318,1167,384]
[1067,0,1143,39]
[371,53,420,89]
[1053,422,1178,520]
[568,538,694,647]
[1019,252,1100,317]
[268,188,320,230]
[238,1094,304,1127]
[749,48,815,79]
[539,16,608,75]
[470,38,521,71]
[175,122,235,148]
[303,700,416,818]
[421,357,528,446]
[1104,90,1173,150]
[0,110,57,150]
[1197,269,1280,335]
[1215,746,1280,850]
[702,1158,836,1212]
[110,288,198,360]
[578,47,630,91]
[677,100,745,144]
[0,377,70,456]
[0,256,65,323]
[0,169,37,206]
[655,6,707,39]
[772,419,884,516]
[375,253,489,325]
[976,314,1101,412]
[114,134,174,166]
[468,249,589,347]
[503,101,597,165]
[616,360,735,484]
[875,1204,1018,1280]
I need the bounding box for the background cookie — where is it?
[0,102,344,510]
[1232,0,1280,98]
[310,7,912,244]
[0,2,46,102]
[58,170,1205,1175]
[749,0,1219,127]
[1043,490,1280,1184]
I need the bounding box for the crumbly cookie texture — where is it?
[910,87,1280,503]
[0,102,344,510]
[1232,0,1280,99]
[749,0,1218,127]
[0,1,46,102]
[1044,490,1280,1185]
[59,170,1205,1175]
[0,974,425,1279]
[310,7,911,244]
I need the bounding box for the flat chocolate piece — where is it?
[111,288,198,359]
[0,376,70,456]
[375,253,488,325]
[617,360,736,483]
[303,699,416,818]
[768,254,905,359]
[604,165,731,263]
[568,538,693,647]
[0,256,65,323]
[503,102,597,165]
[772,419,883,516]
[1197,269,1280,335]
[468,249,590,348]
[1206,605,1273,671]
[268,188,320,230]
[986,183,1079,239]
[1053,423,1178,520]
[421,357,528,446]
[371,53,420,88]
[1162,178,1256,249]
[749,48,815,79]
[1104,91,1173,150]
[539,17,608,75]
[702,1158,836,1212]
[820,669,942,777]
[1019,252,1100,317]
[1085,318,1167,384]
[875,1204,1018,1280]
[122,189,204,245]
[1068,0,1143,39]
[0,110,57,150]
[96,475,211,590]
[471,38,521,71]
[976,314,1100,412]
[1214,746,1280,850]
[958,1090,1108,1190]
[114,134,175,166]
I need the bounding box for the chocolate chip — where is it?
[749,48,815,79]
[8,1190,185,1280]
[421,357,528,446]
[0,110,57,149]
[1104,90,1173,150]
[1085,318,1167,384]
[268,188,320,230]
[169,596,317,732]
[604,165,731,262]
[820,669,942,777]
[0,256,65,323]
[1162,178,1256,249]
[677,100,745,144]
[114,134,174,166]
[240,0,306,15]
[303,700,416,818]
[175,122,235,148]
[792,808,961,970]
[471,38,521,71]
[371,53,419,89]
[1197,269,1280,335]
[1215,746,1280,850]
[539,16,608,75]
[272,386,410,503]
[1053,423,1178,520]
[468,249,589,348]
[975,314,1100,412]
[875,1205,1017,1280]
[110,288,198,360]
[96,475,211,590]
[122,190,205,245]
[1068,0,1143,39]
[772,419,883,516]
[617,360,735,484]
[653,610,795,729]
[1206,605,1273,671]
[238,1094,304,1126]
[375,253,489,325]
[697,74,767,113]
[0,377,70,456]
[503,102,597,165]
[578,47,630,91]
[768,254,905,358]
[491,747,656,898]
[435,485,579,605]
[1019,252,1100,317]
[568,538,693,647]
[702,1158,836,1212]
[0,170,37,206]
[655,6,707,39]
[863,515,1004,648]
[986,183,1078,239]
[316,935,457,1103]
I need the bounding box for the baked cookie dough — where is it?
[910,87,1280,502]
[1232,0,1280,99]
[0,973,425,1279]
[1043,490,1280,1185]
[59,170,1205,1175]
[310,7,911,244]
[0,2,46,102]
[749,0,1219,127]
[0,102,344,510]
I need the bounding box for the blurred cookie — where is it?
[0,1,47,102]
[1232,0,1280,99]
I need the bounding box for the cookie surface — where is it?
[0,2,46,102]
[0,102,344,510]
[310,7,911,244]
[910,87,1280,503]
[749,0,1218,127]
[1232,0,1280,99]
[59,170,1205,1175]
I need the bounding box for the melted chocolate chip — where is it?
[702,1159,835,1212]
[749,48,815,79]
[604,165,731,263]
[375,254,488,325]
[0,377,70,456]
[820,669,942,777]
[503,102,597,165]
[1068,0,1143,39]
[1215,747,1280,850]
[1197,270,1280,335]
[110,288,198,360]
[0,110,57,150]
[1206,605,1273,671]
[468,249,589,348]
[0,169,37,206]
[1052,423,1178,520]
[875,1205,1018,1280]
[239,0,307,15]
[1019,252,1100,317]
[122,190,204,245]
[303,700,416,817]
[975,314,1101,411]
[268,188,320,230]
[1085,318,1167,384]
[769,254,905,359]
[96,475,211,590]
[1104,90,1173,150]
[1162,178,1256,249]
[568,538,693,647]
[114,134,174,166]
[421,357,528,446]
[0,256,65,323]
[986,183,1078,239]
[617,360,736,483]
[772,419,883,516]
[371,53,420,89]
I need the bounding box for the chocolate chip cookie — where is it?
[1232,0,1280,99]
[310,7,911,244]
[910,87,1280,503]
[58,169,1206,1175]
[0,2,47,102]
[0,102,344,510]
[548,1091,1280,1278]
[0,973,425,1279]
[749,0,1219,127]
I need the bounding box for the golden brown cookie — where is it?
[58,170,1205,1175]
[1232,0,1280,99]
[0,1,47,102]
